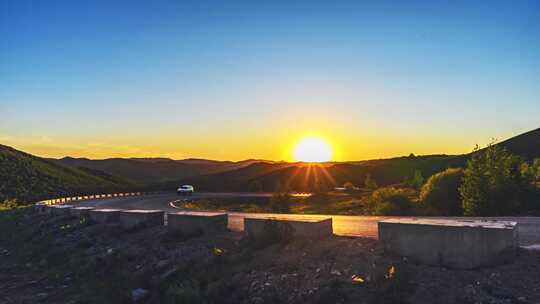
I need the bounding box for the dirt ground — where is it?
[0,208,539,304]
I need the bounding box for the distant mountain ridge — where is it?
[158,154,467,192]
[56,156,276,184]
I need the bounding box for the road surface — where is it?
[76,192,540,246]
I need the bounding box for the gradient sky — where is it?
[1,0,539,161]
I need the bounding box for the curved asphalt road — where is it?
[76,192,540,246]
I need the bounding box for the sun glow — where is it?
[293,137,333,162]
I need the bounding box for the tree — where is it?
[420,168,464,215]
[364,174,378,190]
[522,158,540,185]
[459,144,533,216]
[405,170,424,189]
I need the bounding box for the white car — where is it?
[177,185,194,196]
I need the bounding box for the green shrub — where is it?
[420,168,464,215]
[366,187,415,215]
[459,144,535,216]
[521,158,540,185]
[404,170,424,190]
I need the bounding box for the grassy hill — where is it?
[0,145,135,203]
[496,127,540,161]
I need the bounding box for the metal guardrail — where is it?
[35,191,311,206]
[36,191,164,206]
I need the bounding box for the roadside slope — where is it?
[0,144,135,203]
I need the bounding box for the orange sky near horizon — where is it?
[0,126,524,162]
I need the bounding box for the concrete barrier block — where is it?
[244,217,333,239]
[119,210,164,230]
[167,212,228,234]
[89,209,121,223]
[378,219,518,269]
[71,207,95,218]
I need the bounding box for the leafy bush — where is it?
[521,158,540,185]
[420,168,464,215]
[366,187,415,215]
[459,144,537,216]
[404,170,424,190]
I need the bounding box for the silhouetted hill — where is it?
[155,162,294,192]
[160,128,540,192]
[496,128,540,161]
[56,157,272,184]
[0,145,135,203]
[160,155,467,192]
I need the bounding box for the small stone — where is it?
[155,259,169,270]
[331,270,342,276]
[131,288,148,303]
[159,267,178,282]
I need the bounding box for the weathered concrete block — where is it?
[167,212,228,234]
[119,210,164,230]
[378,219,518,269]
[71,207,95,218]
[244,217,333,239]
[89,209,121,223]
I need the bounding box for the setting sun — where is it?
[293,137,333,162]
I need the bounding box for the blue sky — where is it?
[1,0,539,160]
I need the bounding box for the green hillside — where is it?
[0,145,136,204]
[497,127,540,161]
